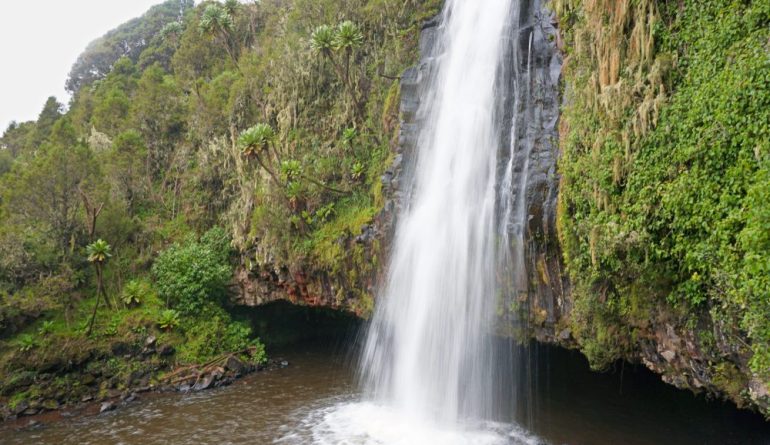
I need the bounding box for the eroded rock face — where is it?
[229,0,769,418]
[228,19,443,317]
[232,260,373,316]
[514,1,769,417]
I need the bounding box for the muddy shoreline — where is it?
[1,356,290,432]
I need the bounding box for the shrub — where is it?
[37,320,54,336]
[152,227,233,314]
[177,311,265,364]
[121,279,153,307]
[280,160,302,182]
[238,124,275,159]
[350,161,365,181]
[342,127,357,145]
[157,309,180,331]
[16,334,37,352]
[310,25,335,54]
[334,21,364,51]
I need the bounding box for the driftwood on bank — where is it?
[159,347,259,388]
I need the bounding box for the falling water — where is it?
[282,0,557,443]
[361,0,518,426]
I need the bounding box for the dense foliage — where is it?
[0,0,440,411]
[555,0,770,400]
[152,227,232,314]
[66,0,194,94]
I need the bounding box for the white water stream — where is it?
[360,0,513,424]
[293,0,541,442]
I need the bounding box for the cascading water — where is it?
[359,0,514,425]
[282,1,561,443]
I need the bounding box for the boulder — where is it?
[0,404,11,420]
[225,356,246,374]
[99,401,116,414]
[192,375,215,391]
[41,399,59,411]
[159,344,175,357]
[21,407,40,416]
[127,370,146,387]
[110,341,132,356]
[12,401,29,416]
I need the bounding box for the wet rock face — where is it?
[385,0,567,334]
[392,0,768,416]
[508,0,567,333]
[510,1,769,416]
[231,251,375,317]
[228,0,766,417]
[376,18,439,246]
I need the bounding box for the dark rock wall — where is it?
[231,0,767,417]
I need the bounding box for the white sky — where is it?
[0,0,174,132]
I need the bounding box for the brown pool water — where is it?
[2,342,769,445]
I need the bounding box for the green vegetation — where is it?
[157,309,180,331]
[0,0,441,414]
[86,239,113,336]
[554,0,770,404]
[121,279,151,307]
[152,228,232,314]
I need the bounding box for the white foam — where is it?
[276,400,545,445]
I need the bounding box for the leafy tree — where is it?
[334,21,364,84]
[91,88,130,136]
[0,148,11,177]
[130,64,187,185]
[85,239,112,336]
[152,227,232,314]
[171,16,228,94]
[1,119,100,256]
[26,97,64,148]
[0,121,36,158]
[105,130,149,213]
[199,3,239,68]
[310,21,365,107]
[88,57,137,135]
[238,123,282,186]
[66,0,194,93]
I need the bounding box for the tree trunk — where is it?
[300,174,349,194]
[86,264,103,337]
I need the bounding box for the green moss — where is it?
[309,194,377,272]
[556,0,770,380]
[712,362,749,405]
[8,390,30,409]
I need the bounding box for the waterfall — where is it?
[361,0,519,425]
[285,1,561,443]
